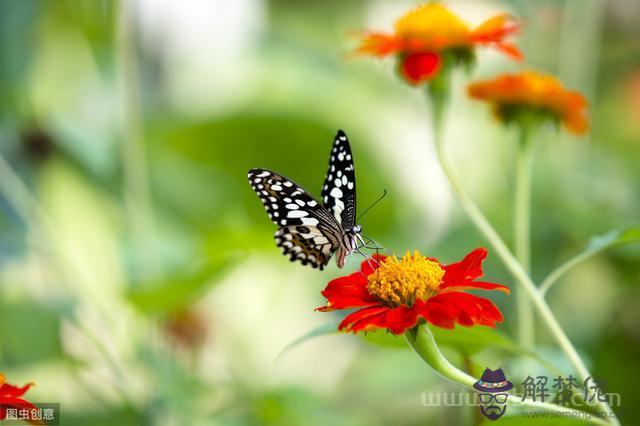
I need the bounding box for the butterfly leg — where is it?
[360,235,394,255]
[354,234,379,252]
[352,245,380,277]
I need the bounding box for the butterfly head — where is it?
[349,225,362,236]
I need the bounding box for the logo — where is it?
[473,367,513,421]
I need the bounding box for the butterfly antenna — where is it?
[355,189,388,224]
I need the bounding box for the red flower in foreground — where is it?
[0,373,40,424]
[317,249,509,335]
[356,3,522,85]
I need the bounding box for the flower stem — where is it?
[515,127,534,348]
[405,325,611,425]
[539,246,600,296]
[406,325,475,387]
[115,0,157,278]
[427,90,618,424]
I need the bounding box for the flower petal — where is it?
[440,280,510,295]
[338,306,390,332]
[400,52,441,85]
[356,32,406,56]
[316,272,378,311]
[563,92,589,135]
[340,304,424,335]
[419,298,456,328]
[441,247,488,286]
[0,382,34,398]
[494,42,523,61]
[0,397,42,424]
[426,292,503,328]
[471,14,519,43]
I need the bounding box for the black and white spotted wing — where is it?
[321,130,356,230]
[247,168,345,270]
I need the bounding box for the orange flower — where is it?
[468,71,589,135]
[317,249,509,335]
[356,2,522,84]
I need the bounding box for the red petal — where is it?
[420,298,456,328]
[338,306,390,332]
[316,272,378,311]
[440,280,510,295]
[0,398,42,424]
[378,304,424,335]
[425,292,503,328]
[0,382,33,398]
[441,248,488,286]
[339,303,425,335]
[400,52,441,85]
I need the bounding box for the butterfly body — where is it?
[248,130,360,270]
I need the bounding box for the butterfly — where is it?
[248,130,362,270]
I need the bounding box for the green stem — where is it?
[0,152,41,223]
[116,0,156,278]
[515,128,534,348]
[539,248,599,296]
[428,91,618,424]
[405,325,610,425]
[406,325,474,387]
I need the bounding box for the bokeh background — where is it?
[1,0,639,424]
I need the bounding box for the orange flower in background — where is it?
[317,249,509,335]
[0,373,40,424]
[356,2,522,85]
[468,71,589,135]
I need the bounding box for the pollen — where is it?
[367,251,445,307]
[394,3,469,47]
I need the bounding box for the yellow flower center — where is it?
[367,251,445,307]
[394,3,470,47]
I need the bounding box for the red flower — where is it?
[317,249,509,335]
[0,373,40,424]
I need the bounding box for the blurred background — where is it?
[0,0,638,424]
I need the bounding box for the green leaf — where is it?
[541,226,640,295]
[585,227,640,252]
[430,326,556,372]
[431,326,517,355]
[126,255,235,315]
[276,321,340,364]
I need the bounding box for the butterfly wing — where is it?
[248,168,344,269]
[275,226,335,270]
[321,130,357,230]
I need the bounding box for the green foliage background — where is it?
[0,0,638,425]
